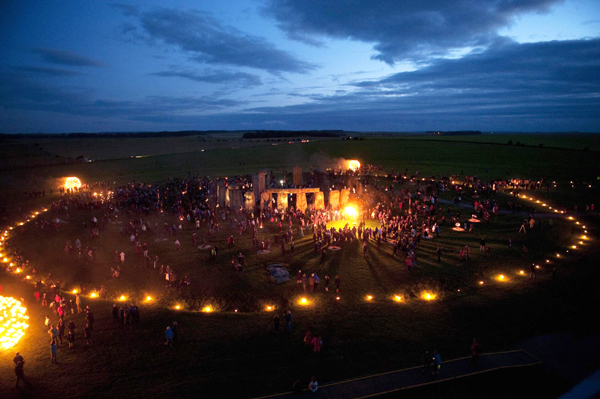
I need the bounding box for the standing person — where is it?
[335,276,341,293]
[422,350,431,373]
[308,274,315,292]
[530,263,537,279]
[324,275,330,292]
[273,314,280,332]
[85,309,94,331]
[284,310,292,332]
[311,335,322,354]
[75,294,82,313]
[84,322,92,345]
[436,247,441,262]
[479,238,486,252]
[165,326,173,347]
[470,339,482,366]
[432,350,441,376]
[172,322,179,344]
[308,377,318,393]
[67,329,75,349]
[50,340,58,364]
[112,304,119,322]
[320,249,326,265]
[57,319,65,345]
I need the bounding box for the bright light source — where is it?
[348,160,361,172]
[298,297,309,306]
[118,295,127,301]
[393,295,403,302]
[145,296,152,302]
[343,206,358,219]
[366,295,373,301]
[90,292,98,298]
[420,292,437,301]
[0,296,29,350]
[175,305,181,310]
[202,305,213,313]
[64,177,82,190]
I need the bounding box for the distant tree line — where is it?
[242,130,345,139]
[427,130,482,136]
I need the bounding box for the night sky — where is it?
[1,0,599,133]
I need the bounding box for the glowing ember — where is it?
[0,296,29,350]
[348,160,361,172]
[202,305,213,313]
[479,281,484,285]
[64,177,82,190]
[343,206,358,219]
[336,296,340,301]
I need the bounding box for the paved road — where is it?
[254,350,541,399]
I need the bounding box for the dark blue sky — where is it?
[1,0,599,133]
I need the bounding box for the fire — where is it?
[348,160,361,172]
[0,296,29,350]
[420,292,437,301]
[175,305,181,310]
[366,295,373,301]
[64,177,82,190]
[202,305,213,313]
[393,295,403,302]
[145,296,153,302]
[343,206,358,219]
[90,292,98,298]
[118,295,127,301]
[496,274,508,282]
[265,305,274,312]
[298,297,309,306]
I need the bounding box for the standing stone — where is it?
[315,192,325,210]
[276,192,288,210]
[260,192,271,210]
[244,192,255,211]
[258,171,268,193]
[296,192,307,212]
[293,167,303,187]
[329,190,340,210]
[217,181,227,206]
[340,189,350,207]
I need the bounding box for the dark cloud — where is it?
[152,69,262,87]
[33,48,106,67]
[15,66,83,76]
[0,71,245,123]
[263,0,563,64]
[118,7,316,73]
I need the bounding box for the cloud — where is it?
[152,69,262,87]
[0,70,246,123]
[118,7,316,73]
[33,48,106,67]
[263,0,564,64]
[15,66,83,76]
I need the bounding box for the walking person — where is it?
[335,276,341,293]
[470,339,482,366]
[15,358,30,388]
[432,350,441,377]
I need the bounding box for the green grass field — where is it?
[0,134,599,398]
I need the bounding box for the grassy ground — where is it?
[0,135,599,398]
